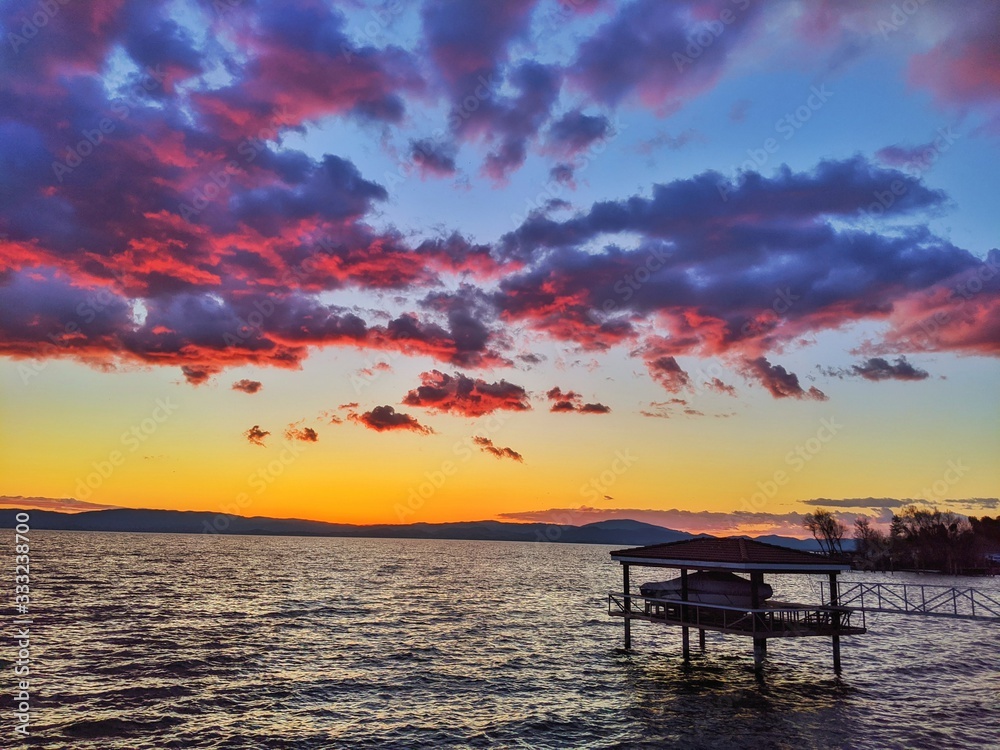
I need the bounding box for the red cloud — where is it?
[645,354,690,393]
[402,370,531,417]
[192,3,424,137]
[245,425,270,446]
[546,386,579,401]
[232,379,263,394]
[349,405,434,434]
[182,364,220,385]
[0,270,508,380]
[741,357,827,401]
[874,254,1000,357]
[2,0,998,409]
[705,377,737,396]
[545,386,610,414]
[907,4,1000,115]
[358,361,393,378]
[284,424,319,442]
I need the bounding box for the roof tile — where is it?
[610,536,846,568]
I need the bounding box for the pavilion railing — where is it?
[608,592,862,634]
[821,581,1000,621]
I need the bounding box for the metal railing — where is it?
[608,592,862,635]
[821,581,1000,621]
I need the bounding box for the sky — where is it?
[0,0,998,537]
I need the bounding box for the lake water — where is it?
[4,531,1000,748]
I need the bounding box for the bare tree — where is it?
[891,505,976,574]
[804,508,847,555]
[853,515,891,570]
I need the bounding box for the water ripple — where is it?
[3,531,1000,748]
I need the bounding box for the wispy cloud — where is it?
[802,497,999,511]
[284,422,319,442]
[503,498,1000,537]
[472,436,524,462]
[499,506,819,537]
[0,496,120,513]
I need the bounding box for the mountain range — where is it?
[0,508,833,551]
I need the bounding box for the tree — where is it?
[853,516,891,570]
[804,508,847,555]
[970,515,1000,544]
[890,506,976,574]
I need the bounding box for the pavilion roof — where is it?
[610,536,850,573]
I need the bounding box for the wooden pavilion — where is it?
[608,537,865,673]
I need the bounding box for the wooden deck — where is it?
[608,592,866,638]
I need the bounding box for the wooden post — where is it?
[829,571,841,674]
[623,564,631,651]
[680,568,690,662]
[751,571,765,671]
[698,628,706,652]
[753,638,766,669]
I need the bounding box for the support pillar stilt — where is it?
[751,571,766,671]
[829,572,842,674]
[623,563,631,651]
[698,628,706,652]
[680,568,690,662]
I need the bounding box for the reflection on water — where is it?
[621,656,862,750]
[3,531,999,749]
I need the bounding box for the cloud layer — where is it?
[500,497,1000,538]
[0,0,997,415]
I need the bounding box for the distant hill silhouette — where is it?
[750,534,854,552]
[0,508,828,551]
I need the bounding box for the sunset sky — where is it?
[1,0,998,536]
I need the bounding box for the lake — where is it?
[5,531,1000,748]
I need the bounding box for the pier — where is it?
[821,580,1000,621]
[609,537,863,673]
